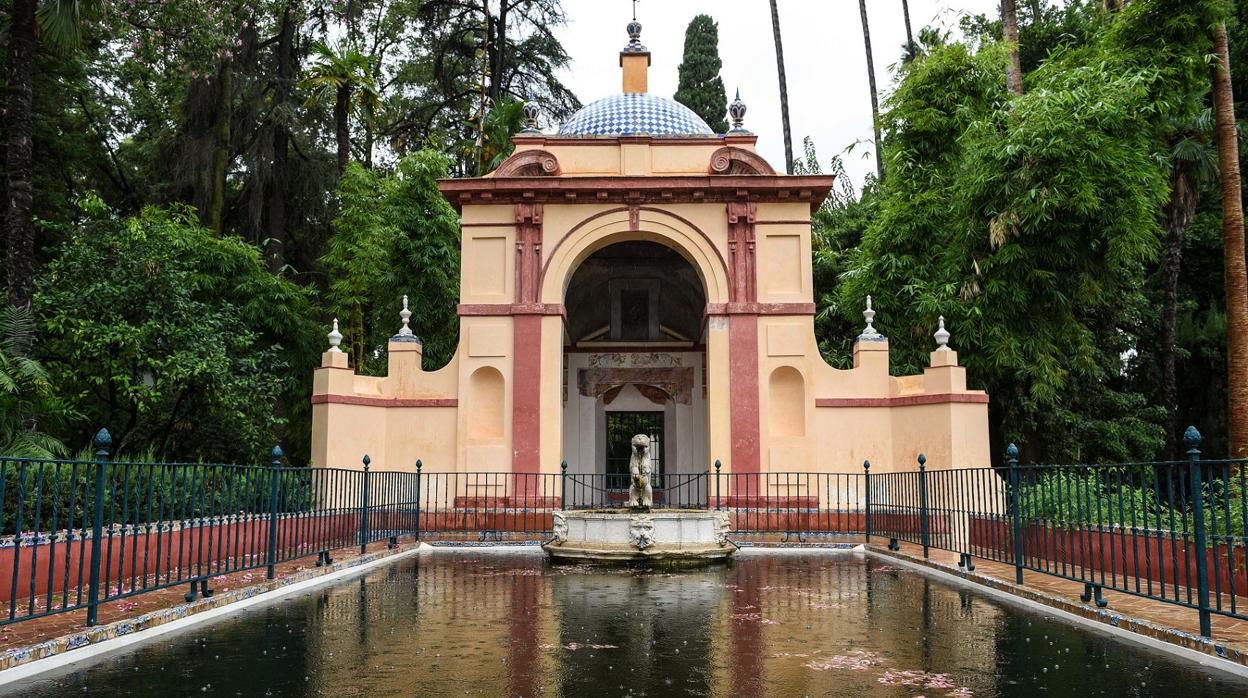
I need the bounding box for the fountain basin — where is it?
[544,509,735,564]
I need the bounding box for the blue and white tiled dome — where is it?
[559,93,716,137]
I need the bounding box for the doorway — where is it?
[605,411,664,488]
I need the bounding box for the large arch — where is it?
[539,207,731,306]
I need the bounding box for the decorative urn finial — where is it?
[728,89,748,132]
[934,315,951,351]
[328,318,343,353]
[397,295,413,337]
[521,100,541,133]
[623,17,646,52]
[859,295,882,340]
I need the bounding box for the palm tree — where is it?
[0,306,71,457]
[4,0,99,308]
[302,42,380,175]
[1159,111,1215,459]
[1002,0,1023,95]
[901,0,916,61]
[768,0,793,174]
[858,0,883,180]
[1211,22,1248,456]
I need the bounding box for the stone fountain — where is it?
[543,434,736,564]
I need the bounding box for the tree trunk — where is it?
[1002,0,1023,95]
[335,85,351,175]
[208,60,232,234]
[489,0,508,106]
[901,0,915,59]
[1213,23,1248,457]
[267,3,295,274]
[768,0,794,175]
[4,0,38,308]
[1160,160,1196,459]
[858,0,883,180]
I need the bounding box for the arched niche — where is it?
[768,366,806,438]
[467,366,505,440]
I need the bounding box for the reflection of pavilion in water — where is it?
[292,554,1006,696]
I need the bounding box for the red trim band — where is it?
[458,303,566,317]
[705,302,816,316]
[312,395,458,408]
[816,393,989,408]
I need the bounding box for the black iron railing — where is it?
[1,425,1245,639]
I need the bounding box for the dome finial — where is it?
[624,3,646,53]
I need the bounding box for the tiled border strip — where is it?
[867,545,1248,679]
[0,542,432,686]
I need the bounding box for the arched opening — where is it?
[467,366,505,440]
[560,240,709,503]
[768,366,806,438]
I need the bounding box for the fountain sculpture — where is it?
[543,435,736,565]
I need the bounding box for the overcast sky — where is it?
[554,0,999,188]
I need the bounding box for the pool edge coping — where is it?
[0,542,433,687]
[867,546,1248,680]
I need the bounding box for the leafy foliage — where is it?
[35,198,318,461]
[0,306,74,457]
[833,2,1226,463]
[322,151,461,375]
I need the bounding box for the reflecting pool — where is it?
[6,549,1247,697]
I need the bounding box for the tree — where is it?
[1211,22,1248,456]
[323,151,461,375]
[1002,0,1023,94]
[674,14,728,133]
[392,0,579,175]
[901,0,917,61]
[36,197,318,461]
[858,0,883,179]
[768,0,793,174]
[4,0,99,308]
[302,42,380,176]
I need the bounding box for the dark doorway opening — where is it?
[605,411,664,487]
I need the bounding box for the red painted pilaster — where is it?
[729,314,761,473]
[512,204,544,474]
[727,201,761,473]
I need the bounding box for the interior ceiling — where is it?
[564,241,706,344]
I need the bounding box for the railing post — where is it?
[918,453,930,558]
[266,445,282,579]
[414,459,422,541]
[560,460,568,511]
[360,455,371,554]
[714,460,722,511]
[1186,426,1212,638]
[1008,443,1024,584]
[863,460,872,543]
[85,428,111,627]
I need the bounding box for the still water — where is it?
[6,549,1247,697]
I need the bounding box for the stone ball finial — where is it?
[859,295,882,340]
[328,318,343,353]
[934,315,951,351]
[521,100,541,133]
[728,89,748,132]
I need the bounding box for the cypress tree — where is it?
[674,14,728,133]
